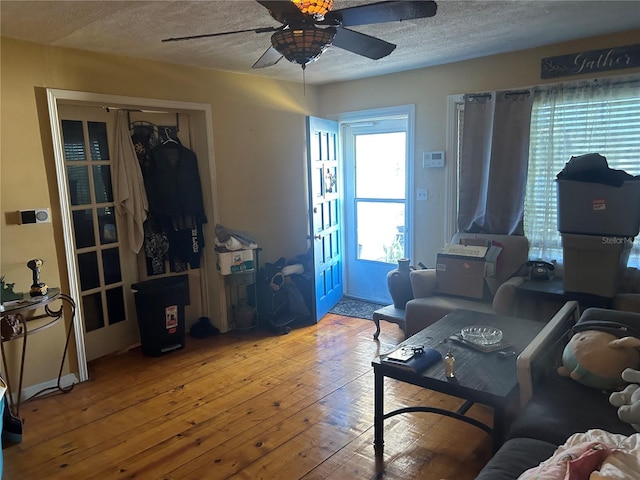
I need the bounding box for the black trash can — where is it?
[131,275,189,357]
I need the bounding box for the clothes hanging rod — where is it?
[125,111,180,132]
[104,106,172,114]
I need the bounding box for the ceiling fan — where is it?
[162,0,438,70]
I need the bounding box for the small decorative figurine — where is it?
[27,259,48,297]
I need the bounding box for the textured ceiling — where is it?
[1,1,639,85]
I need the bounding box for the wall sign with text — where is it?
[541,44,640,79]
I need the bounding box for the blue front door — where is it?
[306,116,343,320]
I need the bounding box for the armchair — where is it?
[404,233,529,337]
[614,267,640,313]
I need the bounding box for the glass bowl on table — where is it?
[460,325,503,346]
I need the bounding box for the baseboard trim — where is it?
[12,374,80,403]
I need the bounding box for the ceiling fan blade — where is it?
[331,27,396,60]
[252,46,284,69]
[162,26,278,43]
[323,1,437,27]
[255,0,307,24]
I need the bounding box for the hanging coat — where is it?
[113,110,149,253]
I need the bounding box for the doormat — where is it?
[329,298,386,320]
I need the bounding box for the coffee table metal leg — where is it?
[374,370,384,455]
[492,406,506,453]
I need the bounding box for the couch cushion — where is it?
[404,296,494,337]
[474,438,557,480]
[578,307,640,335]
[613,294,640,313]
[620,267,640,293]
[508,374,637,445]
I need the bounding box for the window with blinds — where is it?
[524,79,640,268]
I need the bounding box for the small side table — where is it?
[372,304,406,340]
[515,278,612,321]
[0,288,76,417]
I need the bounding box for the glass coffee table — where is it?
[372,309,546,455]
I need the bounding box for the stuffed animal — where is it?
[609,368,640,432]
[517,440,613,479]
[557,331,640,390]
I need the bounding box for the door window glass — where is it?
[355,132,405,199]
[98,207,118,244]
[106,287,126,325]
[102,248,122,285]
[83,293,104,332]
[61,120,86,161]
[67,165,91,205]
[356,202,405,261]
[78,251,100,291]
[92,165,113,203]
[73,209,95,249]
[88,121,109,160]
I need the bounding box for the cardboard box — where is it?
[216,249,255,275]
[434,243,503,299]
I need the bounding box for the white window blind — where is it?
[525,76,640,268]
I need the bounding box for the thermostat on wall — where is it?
[423,151,445,168]
[19,208,51,224]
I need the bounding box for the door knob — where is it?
[314,234,322,240]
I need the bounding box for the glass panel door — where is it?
[59,106,139,361]
[354,131,406,262]
[343,115,411,303]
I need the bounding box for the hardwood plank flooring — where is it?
[4,314,492,479]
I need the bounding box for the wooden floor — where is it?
[4,314,493,479]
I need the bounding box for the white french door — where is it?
[57,105,140,361]
[342,108,414,303]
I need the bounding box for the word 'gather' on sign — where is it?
[541,44,640,79]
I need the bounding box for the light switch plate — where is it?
[416,189,427,201]
[19,208,50,224]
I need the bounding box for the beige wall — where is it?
[1,38,318,386]
[317,29,640,269]
[2,30,639,388]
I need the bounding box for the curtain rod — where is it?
[463,73,640,100]
[532,76,640,93]
[466,89,531,100]
[466,93,491,100]
[504,90,531,97]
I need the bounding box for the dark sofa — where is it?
[475,304,640,480]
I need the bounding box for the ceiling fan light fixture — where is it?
[271,27,336,67]
[291,0,334,19]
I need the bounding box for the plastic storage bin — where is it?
[561,233,633,297]
[556,179,640,237]
[131,275,189,356]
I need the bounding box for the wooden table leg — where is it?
[373,315,381,340]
